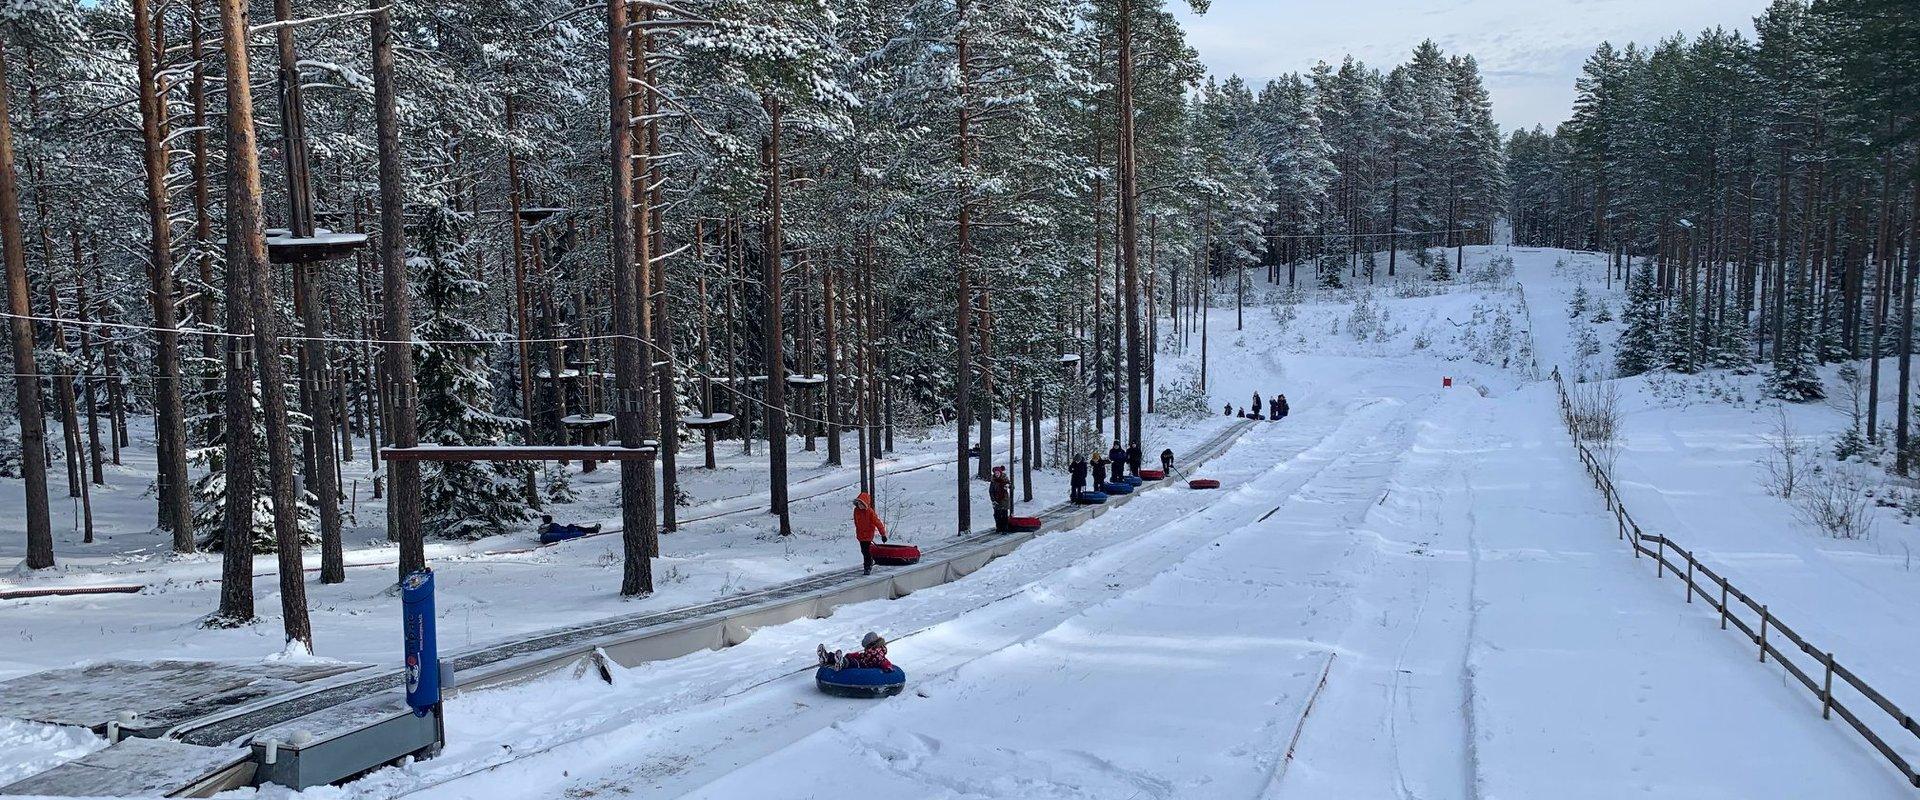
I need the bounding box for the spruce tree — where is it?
[1615,262,1661,376]
[413,207,535,539]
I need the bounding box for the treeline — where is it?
[1507,1,1920,465]
[1251,42,1508,288]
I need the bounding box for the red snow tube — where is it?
[1187,478,1221,490]
[1006,515,1042,532]
[1138,469,1165,480]
[870,542,921,565]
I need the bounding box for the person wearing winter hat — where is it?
[1107,441,1127,482]
[819,631,894,671]
[853,492,888,575]
[989,466,1014,531]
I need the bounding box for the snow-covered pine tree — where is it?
[1615,262,1661,376]
[412,206,535,539]
[1661,282,1702,373]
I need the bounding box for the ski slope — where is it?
[348,277,1911,799]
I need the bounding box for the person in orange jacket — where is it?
[854,492,888,575]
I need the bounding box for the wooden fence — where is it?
[1551,368,1920,788]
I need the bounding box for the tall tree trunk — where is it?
[273,0,343,586]
[760,95,792,537]
[371,2,421,578]
[953,0,974,535]
[132,0,195,547]
[613,4,659,593]
[221,0,313,648]
[1898,181,1918,475]
[644,25,678,537]
[1113,0,1136,454]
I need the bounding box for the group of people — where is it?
[1225,391,1289,421]
[1066,442,1176,501]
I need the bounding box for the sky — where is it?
[1169,0,1772,134]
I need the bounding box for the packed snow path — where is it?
[350,355,1909,799]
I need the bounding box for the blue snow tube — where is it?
[1122,475,1144,486]
[1075,490,1109,505]
[1100,480,1134,495]
[816,665,907,698]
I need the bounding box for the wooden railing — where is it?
[1551,368,1920,788]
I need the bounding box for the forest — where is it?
[1507,0,1919,462]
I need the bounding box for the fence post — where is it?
[1656,537,1664,577]
[1822,651,1835,720]
[1759,604,1770,663]
[1685,554,1693,603]
[1718,577,1729,629]
[1617,513,1625,541]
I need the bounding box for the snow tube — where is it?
[1100,481,1135,495]
[870,542,921,566]
[1247,413,1266,420]
[815,665,907,698]
[1005,515,1042,532]
[1138,469,1165,480]
[1188,478,1221,490]
[1074,490,1109,505]
[1122,475,1144,486]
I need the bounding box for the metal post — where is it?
[1719,578,1729,629]
[1759,604,1770,663]
[1656,537,1664,577]
[1685,554,1693,603]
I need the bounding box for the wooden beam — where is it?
[380,445,657,462]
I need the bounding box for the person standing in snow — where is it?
[853,492,888,575]
[1251,391,1262,415]
[1069,454,1090,501]
[818,631,893,671]
[1159,448,1174,475]
[1107,442,1127,482]
[1125,442,1143,476]
[989,466,1013,531]
[1276,394,1290,420]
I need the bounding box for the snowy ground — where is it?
[5,246,1918,797]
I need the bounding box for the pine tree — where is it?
[413,207,535,539]
[1616,263,1661,376]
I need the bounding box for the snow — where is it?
[3,246,1918,797]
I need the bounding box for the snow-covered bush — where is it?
[1155,369,1212,421]
[1759,407,1806,499]
[1345,291,1379,341]
[1795,465,1875,540]
[1468,254,1514,285]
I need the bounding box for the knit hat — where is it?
[862,631,885,648]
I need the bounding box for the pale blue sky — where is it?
[1171,0,1772,133]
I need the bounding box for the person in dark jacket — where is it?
[1223,402,1233,416]
[1268,396,1280,421]
[1252,391,1262,414]
[1107,442,1127,482]
[1159,448,1174,475]
[1125,442,1143,476]
[1089,452,1106,486]
[989,466,1013,531]
[1276,394,1290,420]
[1069,454,1090,500]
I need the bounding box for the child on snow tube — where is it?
[816,631,906,697]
